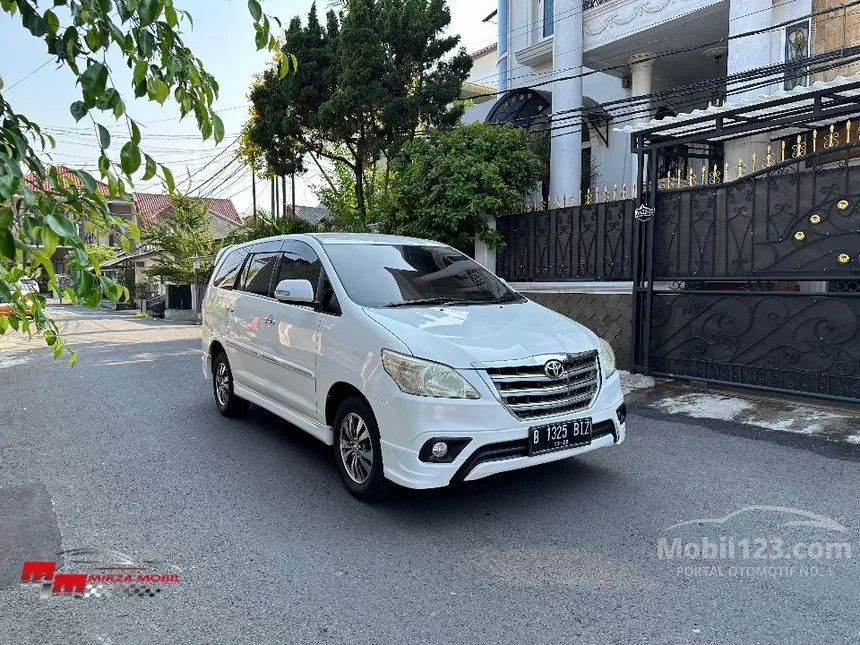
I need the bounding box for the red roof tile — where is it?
[24,166,241,230]
[133,192,242,229]
[24,165,110,196]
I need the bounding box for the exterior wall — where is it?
[812,0,860,81]
[462,101,495,124]
[469,50,497,89]
[525,291,633,368]
[725,0,813,172]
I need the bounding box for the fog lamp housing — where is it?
[419,438,472,463]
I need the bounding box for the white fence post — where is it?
[474,216,497,274]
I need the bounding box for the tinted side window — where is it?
[212,248,247,290]
[275,241,322,299]
[239,252,281,297]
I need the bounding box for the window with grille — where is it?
[784,22,809,90]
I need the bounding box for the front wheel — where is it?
[332,397,387,501]
[212,352,249,418]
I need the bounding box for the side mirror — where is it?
[274,279,315,304]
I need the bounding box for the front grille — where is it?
[484,351,600,421]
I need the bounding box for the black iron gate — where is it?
[629,77,860,402]
[637,141,860,401]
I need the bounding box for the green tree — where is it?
[224,208,317,245]
[314,151,390,231]
[84,243,118,268]
[248,0,471,227]
[0,0,285,362]
[386,123,541,250]
[145,194,213,284]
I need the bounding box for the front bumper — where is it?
[374,370,626,490]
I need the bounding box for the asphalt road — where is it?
[0,307,858,645]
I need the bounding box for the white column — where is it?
[629,54,654,190]
[549,0,583,202]
[725,0,774,167]
[727,0,774,104]
[474,217,497,274]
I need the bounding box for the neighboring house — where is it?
[102,191,241,287]
[487,0,860,200]
[291,205,333,226]
[24,166,241,287]
[461,43,499,124]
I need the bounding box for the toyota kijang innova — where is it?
[201,234,626,499]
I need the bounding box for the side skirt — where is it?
[234,383,333,446]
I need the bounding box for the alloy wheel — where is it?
[215,361,230,406]
[339,412,373,484]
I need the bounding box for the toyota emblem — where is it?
[544,359,565,379]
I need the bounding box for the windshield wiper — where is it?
[382,297,461,308]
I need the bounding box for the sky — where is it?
[0,0,497,216]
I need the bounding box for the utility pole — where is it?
[291,173,296,218]
[251,168,257,222]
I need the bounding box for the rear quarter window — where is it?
[211,248,248,290]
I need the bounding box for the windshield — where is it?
[323,243,523,308]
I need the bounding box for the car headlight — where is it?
[598,338,616,378]
[381,349,480,399]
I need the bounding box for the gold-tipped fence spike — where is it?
[792,134,805,158]
[621,184,628,200]
[603,186,609,202]
[826,123,839,148]
[724,161,729,182]
[584,190,591,206]
[812,130,818,152]
[701,164,707,185]
[676,168,682,188]
[847,120,852,143]
[688,168,695,187]
[781,140,786,162]
[752,152,757,171]
[737,157,745,178]
[613,184,618,201]
[765,145,774,167]
[710,163,721,184]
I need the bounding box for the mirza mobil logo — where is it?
[20,547,181,599]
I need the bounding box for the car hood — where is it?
[363,300,598,368]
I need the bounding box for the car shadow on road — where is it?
[239,401,630,521]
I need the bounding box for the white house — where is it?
[461,43,500,123]
[486,0,851,202]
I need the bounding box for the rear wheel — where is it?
[332,397,387,501]
[212,352,248,417]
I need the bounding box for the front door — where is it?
[231,241,282,399]
[261,240,323,420]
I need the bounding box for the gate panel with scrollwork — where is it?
[647,141,860,401]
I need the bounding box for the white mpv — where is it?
[201,234,626,499]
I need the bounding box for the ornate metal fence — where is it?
[496,200,635,281]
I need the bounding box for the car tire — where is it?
[332,396,387,501]
[212,352,249,418]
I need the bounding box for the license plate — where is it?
[528,418,592,456]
